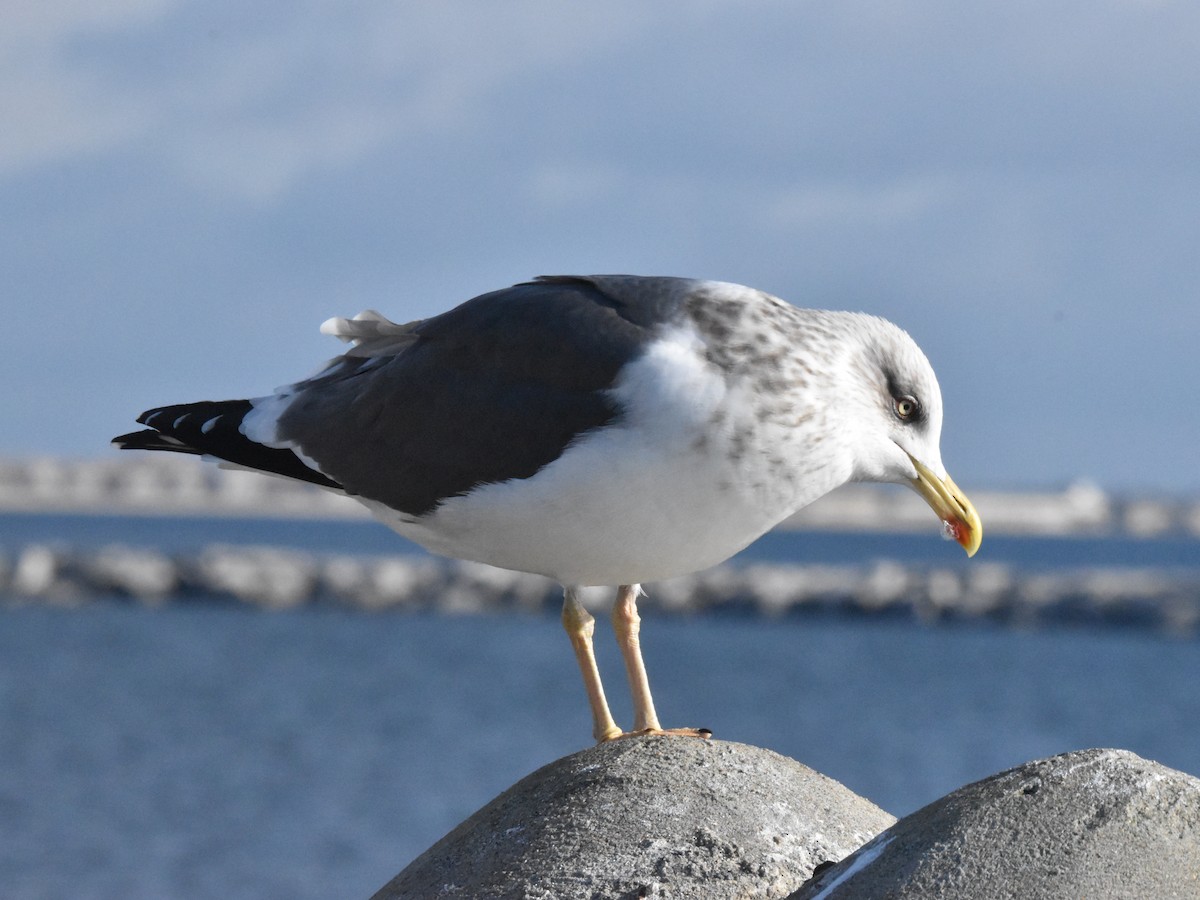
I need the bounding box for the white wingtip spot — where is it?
[172,414,189,429]
[200,416,221,435]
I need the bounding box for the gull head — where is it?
[832,313,982,557]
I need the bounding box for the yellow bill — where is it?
[907,454,983,557]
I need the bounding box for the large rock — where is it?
[372,737,894,900]
[790,748,1200,899]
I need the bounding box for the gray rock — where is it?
[191,545,318,608]
[372,737,894,900]
[84,544,178,602]
[789,748,1200,899]
[9,544,85,604]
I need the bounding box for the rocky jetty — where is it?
[3,542,1200,633]
[368,740,1200,900]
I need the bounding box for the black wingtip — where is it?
[113,400,342,491]
[111,429,202,454]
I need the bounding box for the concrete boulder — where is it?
[372,737,895,900]
[790,748,1200,899]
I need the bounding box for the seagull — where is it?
[113,275,981,742]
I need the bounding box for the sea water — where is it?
[2,515,1199,899]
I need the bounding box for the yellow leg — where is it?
[611,584,712,741]
[561,587,621,742]
[611,584,663,733]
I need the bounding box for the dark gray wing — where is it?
[276,275,694,516]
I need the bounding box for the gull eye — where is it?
[894,395,919,420]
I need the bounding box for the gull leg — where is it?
[611,584,662,733]
[562,587,622,743]
[612,584,711,739]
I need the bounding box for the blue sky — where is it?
[3,1,1198,494]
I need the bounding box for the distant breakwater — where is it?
[3,543,1198,634]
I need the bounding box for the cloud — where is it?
[765,177,958,229]
[6,1,1199,204]
[0,0,174,173]
[0,1,663,201]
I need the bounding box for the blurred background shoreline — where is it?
[4,454,1197,537]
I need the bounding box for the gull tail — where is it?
[113,399,341,490]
